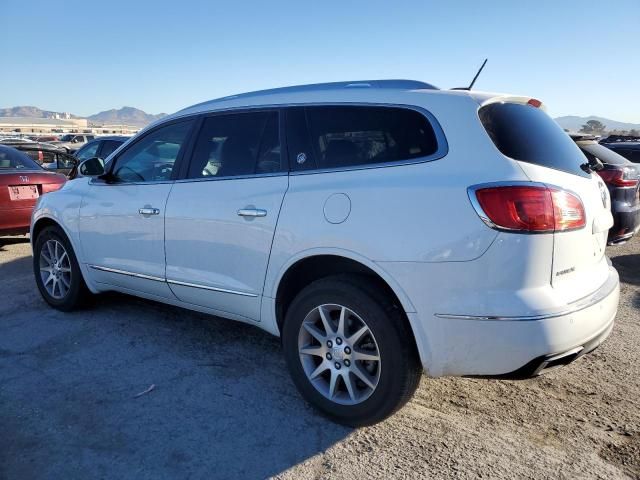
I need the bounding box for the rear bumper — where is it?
[407,266,619,377]
[609,201,640,243]
[0,207,32,235]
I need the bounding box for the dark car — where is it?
[73,136,128,162]
[572,134,640,244]
[8,142,78,176]
[600,141,640,164]
[0,145,66,236]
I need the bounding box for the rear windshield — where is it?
[479,102,589,177]
[579,142,630,166]
[0,146,42,170]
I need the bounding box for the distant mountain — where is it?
[554,115,640,132]
[0,105,166,127]
[87,106,166,127]
[0,106,80,119]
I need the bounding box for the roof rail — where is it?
[180,80,438,112]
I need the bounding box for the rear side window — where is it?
[187,111,281,179]
[288,106,439,171]
[479,103,590,177]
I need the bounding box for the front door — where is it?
[79,118,196,298]
[165,110,288,321]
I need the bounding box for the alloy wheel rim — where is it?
[39,239,72,300]
[298,304,381,405]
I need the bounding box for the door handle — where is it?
[139,207,160,215]
[237,208,267,218]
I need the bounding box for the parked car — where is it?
[30,80,619,426]
[74,136,129,162]
[0,137,33,145]
[31,135,59,143]
[9,142,78,176]
[50,134,96,153]
[600,141,640,164]
[572,134,640,244]
[0,145,66,236]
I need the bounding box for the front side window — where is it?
[288,106,438,171]
[111,119,194,183]
[187,111,281,179]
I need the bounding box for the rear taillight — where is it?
[41,182,65,194]
[597,168,639,187]
[470,185,585,233]
[38,150,43,162]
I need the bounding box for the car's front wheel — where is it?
[282,275,421,427]
[33,225,90,311]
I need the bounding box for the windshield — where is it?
[0,146,43,170]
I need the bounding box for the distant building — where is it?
[0,116,138,135]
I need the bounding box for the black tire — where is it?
[33,225,91,311]
[282,275,422,427]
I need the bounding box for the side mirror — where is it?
[78,157,105,177]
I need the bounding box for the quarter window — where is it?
[111,119,194,183]
[288,106,439,171]
[187,111,281,179]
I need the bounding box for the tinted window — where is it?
[290,106,438,171]
[187,111,281,179]
[579,143,629,166]
[0,146,42,170]
[112,119,194,183]
[75,141,99,160]
[479,103,589,177]
[99,140,123,159]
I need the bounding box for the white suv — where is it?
[31,80,619,426]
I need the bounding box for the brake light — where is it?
[41,182,65,194]
[471,185,585,232]
[38,150,43,162]
[527,98,542,108]
[597,168,639,187]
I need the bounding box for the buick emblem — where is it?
[296,152,307,164]
[19,176,29,183]
[598,181,607,208]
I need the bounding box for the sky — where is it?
[2,0,639,122]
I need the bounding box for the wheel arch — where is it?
[31,215,99,294]
[272,250,416,333]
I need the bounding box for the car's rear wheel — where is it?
[33,225,90,311]
[282,275,421,427]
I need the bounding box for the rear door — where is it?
[479,101,613,303]
[164,109,288,321]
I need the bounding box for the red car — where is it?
[0,145,66,236]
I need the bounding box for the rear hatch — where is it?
[478,99,613,304]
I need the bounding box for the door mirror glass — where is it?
[79,157,105,176]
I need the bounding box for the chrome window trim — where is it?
[435,265,618,321]
[467,180,587,234]
[166,279,258,297]
[91,102,448,182]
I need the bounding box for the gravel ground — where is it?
[0,235,638,480]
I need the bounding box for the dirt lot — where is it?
[1,235,638,479]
